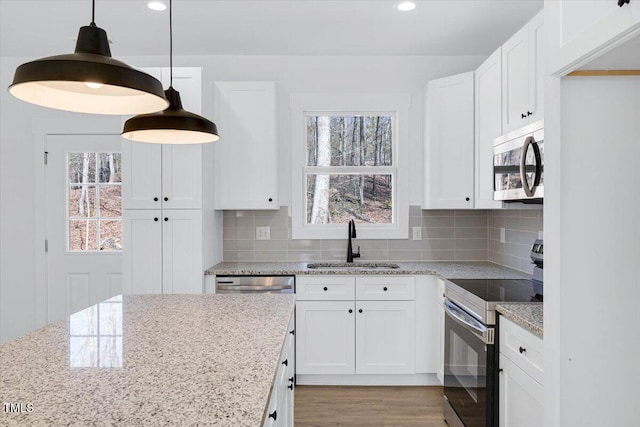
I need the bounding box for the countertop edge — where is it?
[497,303,544,338]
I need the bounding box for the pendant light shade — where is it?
[121,0,219,144]
[8,5,168,115]
[122,87,219,144]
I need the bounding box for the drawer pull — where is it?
[358,309,363,314]
[348,309,353,313]
[323,287,328,291]
[383,286,388,291]
[287,384,293,390]
[269,410,277,420]
[519,346,527,354]
[288,377,294,383]
[289,329,295,335]
[282,359,288,366]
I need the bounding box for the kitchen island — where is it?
[0,294,295,426]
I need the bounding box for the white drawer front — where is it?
[500,316,544,384]
[355,276,415,301]
[296,276,355,301]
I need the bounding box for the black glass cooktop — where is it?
[448,279,543,303]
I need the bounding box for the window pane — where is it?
[306,116,393,166]
[69,186,96,218]
[98,153,122,183]
[99,186,122,218]
[99,220,122,251]
[68,152,96,184]
[69,219,97,251]
[306,174,392,224]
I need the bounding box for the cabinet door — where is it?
[162,210,203,294]
[502,24,531,134]
[214,81,278,210]
[295,301,355,375]
[424,72,474,209]
[528,11,544,125]
[121,141,162,210]
[499,354,543,427]
[355,300,415,374]
[474,47,503,209]
[122,210,163,294]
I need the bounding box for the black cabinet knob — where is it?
[288,377,294,383]
[289,330,295,335]
[153,197,159,202]
[527,111,533,116]
[282,359,288,366]
[164,217,168,222]
[323,287,328,291]
[498,368,504,374]
[619,0,630,6]
[154,217,159,222]
[268,198,273,202]
[383,287,388,291]
[519,346,526,354]
[348,309,353,313]
[287,384,293,390]
[358,309,363,313]
[269,410,277,420]
[465,197,470,201]
[521,113,527,119]
[164,197,169,202]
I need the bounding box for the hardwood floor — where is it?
[294,386,448,427]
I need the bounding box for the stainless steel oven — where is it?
[443,298,495,427]
[493,120,544,202]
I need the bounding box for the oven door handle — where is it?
[216,285,290,292]
[444,299,488,337]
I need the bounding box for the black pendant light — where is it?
[121,0,219,144]
[8,0,168,115]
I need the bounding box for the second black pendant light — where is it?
[122,0,219,144]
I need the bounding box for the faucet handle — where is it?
[354,246,361,258]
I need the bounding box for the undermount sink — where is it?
[306,262,401,270]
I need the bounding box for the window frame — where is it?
[291,93,410,240]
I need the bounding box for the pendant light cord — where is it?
[169,0,173,87]
[91,0,95,25]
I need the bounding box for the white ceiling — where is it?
[0,0,543,57]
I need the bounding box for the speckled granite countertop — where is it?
[0,294,295,427]
[497,303,544,338]
[206,261,530,280]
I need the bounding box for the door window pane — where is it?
[69,186,96,218]
[99,186,121,218]
[69,219,98,251]
[99,220,122,251]
[98,153,121,183]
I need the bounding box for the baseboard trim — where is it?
[296,373,440,386]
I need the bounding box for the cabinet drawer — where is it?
[355,276,415,300]
[296,276,355,301]
[500,316,543,384]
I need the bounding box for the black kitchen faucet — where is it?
[347,219,361,263]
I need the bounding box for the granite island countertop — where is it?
[206,261,531,280]
[497,303,544,338]
[0,294,295,427]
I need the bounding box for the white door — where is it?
[295,301,355,375]
[355,300,415,374]
[162,209,203,294]
[45,135,123,323]
[122,209,163,295]
[502,24,530,133]
[499,354,544,427]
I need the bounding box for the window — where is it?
[291,94,409,239]
[67,152,122,251]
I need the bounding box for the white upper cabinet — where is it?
[547,0,640,74]
[213,81,278,210]
[502,11,544,134]
[474,47,503,209]
[424,72,475,209]
[122,68,204,210]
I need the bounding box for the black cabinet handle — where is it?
[164,217,168,222]
[323,287,328,291]
[288,377,294,383]
[527,111,533,116]
[287,384,293,390]
[358,309,363,313]
[519,346,526,354]
[154,217,159,222]
[498,368,504,374]
[164,197,169,201]
[465,197,470,201]
[521,113,527,119]
[282,359,288,366]
[383,287,388,291]
[348,309,353,313]
[268,198,273,202]
[153,197,159,202]
[289,329,295,335]
[269,410,277,420]
[619,0,629,7]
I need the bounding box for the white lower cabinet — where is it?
[498,316,543,427]
[295,275,417,380]
[264,313,295,427]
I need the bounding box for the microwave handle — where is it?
[520,136,542,197]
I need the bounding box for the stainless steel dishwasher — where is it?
[215,276,295,294]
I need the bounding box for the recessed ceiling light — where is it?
[396,1,416,12]
[148,1,167,11]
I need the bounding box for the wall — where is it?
[487,207,543,272]
[0,54,484,343]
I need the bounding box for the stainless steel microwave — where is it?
[493,120,544,202]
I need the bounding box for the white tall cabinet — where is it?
[213,81,278,210]
[122,67,216,295]
[424,72,475,209]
